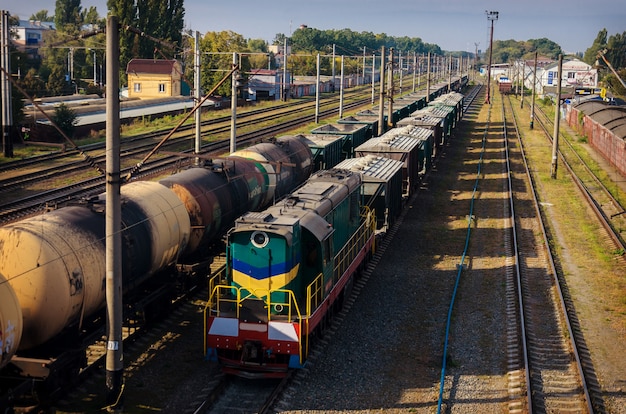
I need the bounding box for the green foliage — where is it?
[108,0,185,86]
[287,26,440,56]
[19,68,47,98]
[577,110,585,126]
[247,39,268,53]
[489,38,562,63]
[30,10,52,22]
[193,31,250,97]
[583,29,626,97]
[583,29,607,65]
[81,6,102,25]
[54,0,82,34]
[46,66,70,96]
[540,96,553,106]
[52,103,78,139]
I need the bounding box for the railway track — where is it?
[532,103,626,253]
[501,94,596,412]
[0,92,375,225]
[0,77,463,412]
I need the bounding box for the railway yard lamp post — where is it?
[485,10,498,104]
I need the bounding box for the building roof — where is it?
[575,100,626,139]
[16,19,55,30]
[126,59,180,75]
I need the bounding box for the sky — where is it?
[6,0,626,55]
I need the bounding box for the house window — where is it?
[133,83,141,92]
[158,83,166,93]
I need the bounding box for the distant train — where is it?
[203,83,468,378]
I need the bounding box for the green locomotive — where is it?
[205,168,376,378]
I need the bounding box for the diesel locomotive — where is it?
[205,168,377,378]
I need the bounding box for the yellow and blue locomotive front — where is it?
[229,216,303,303]
[205,169,365,377]
[206,212,320,377]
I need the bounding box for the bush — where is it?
[52,103,78,139]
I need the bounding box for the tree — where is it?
[108,0,185,86]
[52,103,78,139]
[585,30,626,98]
[196,31,249,97]
[605,31,626,70]
[46,65,71,96]
[30,10,52,22]
[81,6,103,26]
[487,38,562,64]
[248,39,268,53]
[20,68,47,98]
[583,29,607,66]
[54,0,82,34]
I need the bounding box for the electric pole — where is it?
[1,10,13,158]
[550,54,563,179]
[485,10,498,104]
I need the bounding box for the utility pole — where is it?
[387,47,394,130]
[426,52,431,103]
[550,54,563,179]
[398,50,403,95]
[193,31,201,164]
[105,14,123,411]
[377,46,386,136]
[474,42,480,82]
[332,44,336,91]
[282,37,288,101]
[520,59,526,109]
[448,54,452,92]
[412,51,417,92]
[485,10,498,104]
[339,55,344,118]
[530,51,537,129]
[230,52,237,153]
[371,53,375,104]
[315,53,320,123]
[1,10,13,158]
[362,46,366,86]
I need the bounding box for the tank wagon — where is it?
[204,168,376,378]
[0,136,314,383]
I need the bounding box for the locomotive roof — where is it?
[230,169,360,242]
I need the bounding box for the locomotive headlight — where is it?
[251,231,269,248]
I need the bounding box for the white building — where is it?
[538,58,597,93]
[12,20,55,60]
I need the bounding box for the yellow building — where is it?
[126,59,182,99]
